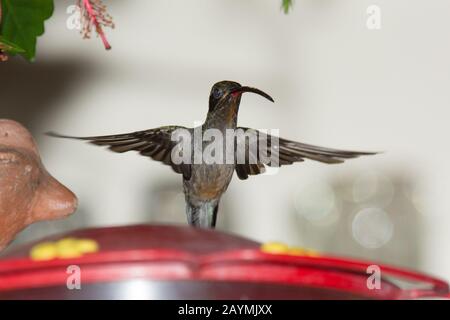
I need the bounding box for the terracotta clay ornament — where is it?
[0,120,78,251]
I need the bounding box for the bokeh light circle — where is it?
[352,207,394,249]
[293,182,337,223]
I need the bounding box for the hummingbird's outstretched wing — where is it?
[47,126,192,180]
[234,127,377,180]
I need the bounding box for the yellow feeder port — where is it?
[30,242,58,261]
[76,239,99,254]
[30,238,100,261]
[56,238,83,259]
[261,242,290,254]
[261,242,320,257]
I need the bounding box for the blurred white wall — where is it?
[6,0,450,281]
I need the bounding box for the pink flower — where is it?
[78,0,114,50]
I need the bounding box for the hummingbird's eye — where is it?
[212,88,222,100]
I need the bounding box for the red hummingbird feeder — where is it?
[0,225,448,300]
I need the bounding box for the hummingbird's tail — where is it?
[185,199,219,228]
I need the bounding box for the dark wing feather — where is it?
[235,127,377,180]
[47,126,192,180]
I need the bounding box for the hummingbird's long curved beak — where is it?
[231,86,274,103]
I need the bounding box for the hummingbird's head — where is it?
[208,81,274,113]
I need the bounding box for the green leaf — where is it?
[281,0,293,14]
[0,35,26,54]
[0,0,54,61]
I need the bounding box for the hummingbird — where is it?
[48,81,376,228]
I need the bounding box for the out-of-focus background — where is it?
[1,0,449,282]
